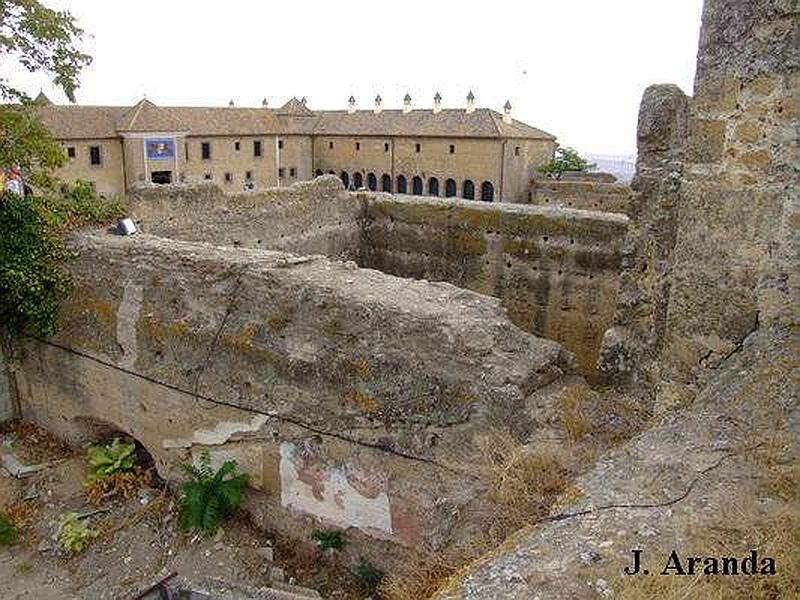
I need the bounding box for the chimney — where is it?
[403,93,412,114]
[374,94,382,114]
[228,99,235,107]
[503,100,512,124]
[466,90,476,114]
[348,95,356,114]
[433,92,442,114]
[261,98,268,107]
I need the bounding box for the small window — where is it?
[355,142,360,151]
[384,142,389,152]
[224,172,233,183]
[329,141,334,149]
[515,146,521,156]
[185,142,189,161]
[201,142,211,160]
[204,173,212,180]
[278,167,285,177]
[89,145,102,166]
[67,146,76,158]
[254,140,262,157]
[289,167,297,178]
[449,144,455,154]
[278,139,284,150]
[234,141,240,151]
[245,170,252,181]
[415,143,421,153]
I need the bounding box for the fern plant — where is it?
[54,512,97,553]
[178,453,249,534]
[0,513,17,546]
[86,438,136,483]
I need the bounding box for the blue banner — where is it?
[145,138,175,160]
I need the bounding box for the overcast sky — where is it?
[10,0,704,156]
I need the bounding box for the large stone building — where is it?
[33,92,556,202]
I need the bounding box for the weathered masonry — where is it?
[128,178,628,377]
[6,179,626,573]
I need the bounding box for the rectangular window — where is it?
[384,142,389,152]
[204,173,212,180]
[449,144,455,154]
[245,170,252,181]
[415,143,421,153]
[89,145,102,166]
[355,142,360,151]
[278,139,284,150]
[515,146,521,156]
[289,167,297,177]
[234,141,240,151]
[254,140,262,157]
[278,167,285,177]
[329,141,334,149]
[224,172,232,183]
[201,142,211,160]
[67,146,76,158]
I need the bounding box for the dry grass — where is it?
[558,385,594,442]
[84,470,152,506]
[0,419,75,463]
[379,429,572,600]
[2,499,41,548]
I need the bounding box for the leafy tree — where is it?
[0,0,92,103]
[1,0,92,187]
[539,147,597,177]
[178,453,249,534]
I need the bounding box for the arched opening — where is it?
[397,175,407,194]
[412,176,423,195]
[315,169,323,177]
[328,170,335,175]
[367,172,377,191]
[481,181,494,202]
[445,178,457,197]
[428,177,439,196]
[340,171,349,189]
[463,179,475,200]
[353,172,364,189]
[381,174,392,192]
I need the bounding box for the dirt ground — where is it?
[0,421,367,600]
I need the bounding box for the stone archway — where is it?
[481,181,494,202]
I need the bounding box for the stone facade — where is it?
[35,96,556,203]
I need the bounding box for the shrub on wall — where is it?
[539,147,596,177]
[0,184,121,338]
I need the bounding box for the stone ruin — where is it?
[0,0,796,597]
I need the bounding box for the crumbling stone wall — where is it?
[125,178,628,379]
[127,176,362,261]
[359,193,628,379]
[11,230,576,571]
[523,179,633,216]
[601,0,798,406]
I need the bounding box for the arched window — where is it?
[340,171,349,189]
[367,172,377,191]
[481,181,494,202]
[428,177,439,196]
[412,176,423,195]
[445,178,457,197]
[463,180,475,200]
[353,172,363,189]
[315,169,323,177]
[381,174,392,192]
[397,175,407,194]
[328,170,335,175]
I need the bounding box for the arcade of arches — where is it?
[329,170,495,202]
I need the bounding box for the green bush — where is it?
[0,513,18,546]
[54,512,97,553]
[178,453,249,534]
[312,529,345,551]
[86,438,136,483]
[0,187,122,338]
